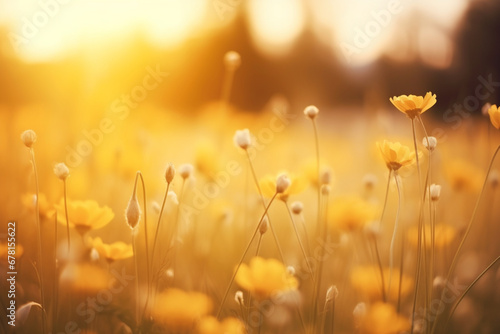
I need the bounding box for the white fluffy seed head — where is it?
[233,129,251,150]
[291,201,303,215]
[21,129,37,148]
[422,136,437,151]
[429,184,442,201]
[167,191,179,206]
[276,174,291,194]
[224,51,241,70]
[178,163,194,180]
[304,105,319,119]
[235,291,244,306]
[165,163,175,184]
[54,162,70,180]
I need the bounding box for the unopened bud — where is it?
[125,175,141,230]
[353,302,367,327]
[325,285,339,303]
[291,201,303,215]
[235,290,244,306]
[276,174,291,194]
[233,129,251,150]
[165,163,175,184]
[259,216,269,235]
[54,162,70,180]
[429,184,441,201]
[304,105,319,119]
[422,136,437,151]
[224,51,241,70]
[21,129,37,148]
[178,163,194,180]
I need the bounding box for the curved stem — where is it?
[245,150,285,262]
[445,255,500,330]
[217,193,278,318]
[431,144,500,333]
[150,182,171,290]
[132,231,140,328]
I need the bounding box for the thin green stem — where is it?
[217,193,278,318]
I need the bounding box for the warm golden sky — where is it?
[0,0,471,67]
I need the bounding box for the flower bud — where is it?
[54,162,70,180]
[224,51,241,70]
[235,290,244,306]
[21,130,37,148]
[178,163,194,180]
[276,174,291,194]
[233,129,251,150]
[125,176,141,230]
[422,136,437,151]
[325,285,339,303]
[165,163,175,184]
[259,216,269,235]
[291,201,303,215]
[429,184,441,201]
[304,105,319,119]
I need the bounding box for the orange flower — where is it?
[259,172,306,201]
[351,265,413,301]
[377,140,420,171]
[359,302,410,334]
[55,199,114,235]
[390,92,437,119]
[152,289,212,331]
[407,223,456,249]
[88,237,133,262]
[235,256,298,300]
[329,196,377,232]
[197,316,246,334]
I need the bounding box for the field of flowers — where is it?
[1,52,500,334]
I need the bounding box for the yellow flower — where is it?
[407,223,456,249]
[488,104,500,129]
[152,289,212,331]
[258,173,307,201]
[55,199,114,235]
[351,265,413,301]
[235,256,298,300]
[390,92,437,119]
[197,316,246,334]
[60,263,109,294]
[88,237,133,262]
[377,140,419,171]
[329,196,377,232]
[359,302,410,334]
[445,160,483,193]
[22,193,54,219]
